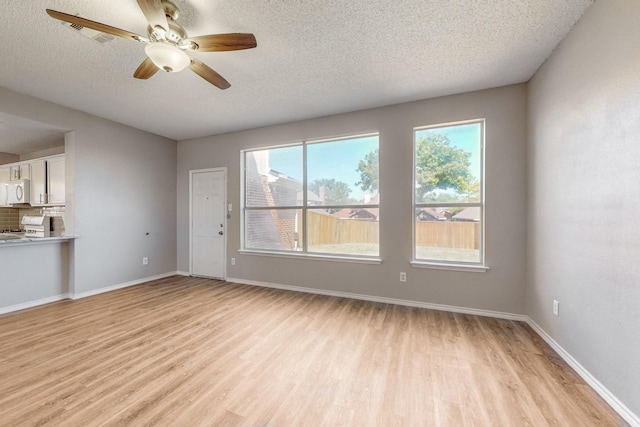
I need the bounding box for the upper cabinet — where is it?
[0,167,9,206]
[46,156,65,206]
[29,160,47,206]
[9,164,29,181]
[0,154,65,207]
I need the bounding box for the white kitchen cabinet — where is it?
[46,156,65,205]
[9,164,29,181]
[0,167,9,206]
[29,160,47,206]
[1,155,65,207]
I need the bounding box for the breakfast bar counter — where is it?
[0,235,76,247]
[0,237,75,315]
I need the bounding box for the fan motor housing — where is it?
[149,21,187,43]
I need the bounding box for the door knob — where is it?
[218,231,224,235]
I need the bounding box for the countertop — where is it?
[0,235,76,247]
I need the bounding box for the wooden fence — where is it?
[305,211,379,246]
[415,221,479,249]
[303,211,478,249]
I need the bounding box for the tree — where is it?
[355,149,379,193]
[414,134,474,202]
[309,178,352,206]
[356,135,476,203]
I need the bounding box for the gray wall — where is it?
[178,84,528,314]
[0,87,177,300]
[527,0,640,416]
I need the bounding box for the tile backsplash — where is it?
[0,206,66,236]
[0,208,19,230]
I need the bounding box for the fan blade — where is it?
[189,33,257,52]
[137,0,169,31]
[189,59,231,89]
[46,9,147,43]
[133,58,159,79]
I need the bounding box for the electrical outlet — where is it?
[231,257,236,266]
[142,257,148,265]
[553,300,559,316]
[400,272,407,282]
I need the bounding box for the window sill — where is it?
[238,249,382,265]
[410,261,489,273]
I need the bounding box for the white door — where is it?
[190,168,226,278]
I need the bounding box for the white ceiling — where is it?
[0,0,592,152]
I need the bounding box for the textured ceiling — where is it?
[0,0,592,151]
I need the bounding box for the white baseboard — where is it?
[70,271,180,300]
[526,318,640,427]
[0,272,182,315]
[0,294,69,316]
[225,277,527,321]
[176,270,190,276]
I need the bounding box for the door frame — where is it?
[189,167,227,279]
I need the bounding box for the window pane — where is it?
[245,146,303,207]
[307,208,379,256]
[307,135,379,206]
[245,209,302,251]
[414,123,481,204]
[415,207,480,263]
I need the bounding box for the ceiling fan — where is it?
[46,0,257,89]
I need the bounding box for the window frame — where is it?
[241,132,381,262]
[411,118,488,271]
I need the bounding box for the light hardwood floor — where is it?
[0,276,628,426]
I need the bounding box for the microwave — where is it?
[5,180,30,205]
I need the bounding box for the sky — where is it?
[268,135,378,202]
[263,122,481,202]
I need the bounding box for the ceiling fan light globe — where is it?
[144,42,190,72]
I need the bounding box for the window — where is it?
[413,120,484,266]
[243,133,379,258]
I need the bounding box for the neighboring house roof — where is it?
[416,208,449,221]
[452,206,481,222]
[267,168,299,184]
[332,207,379,220]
